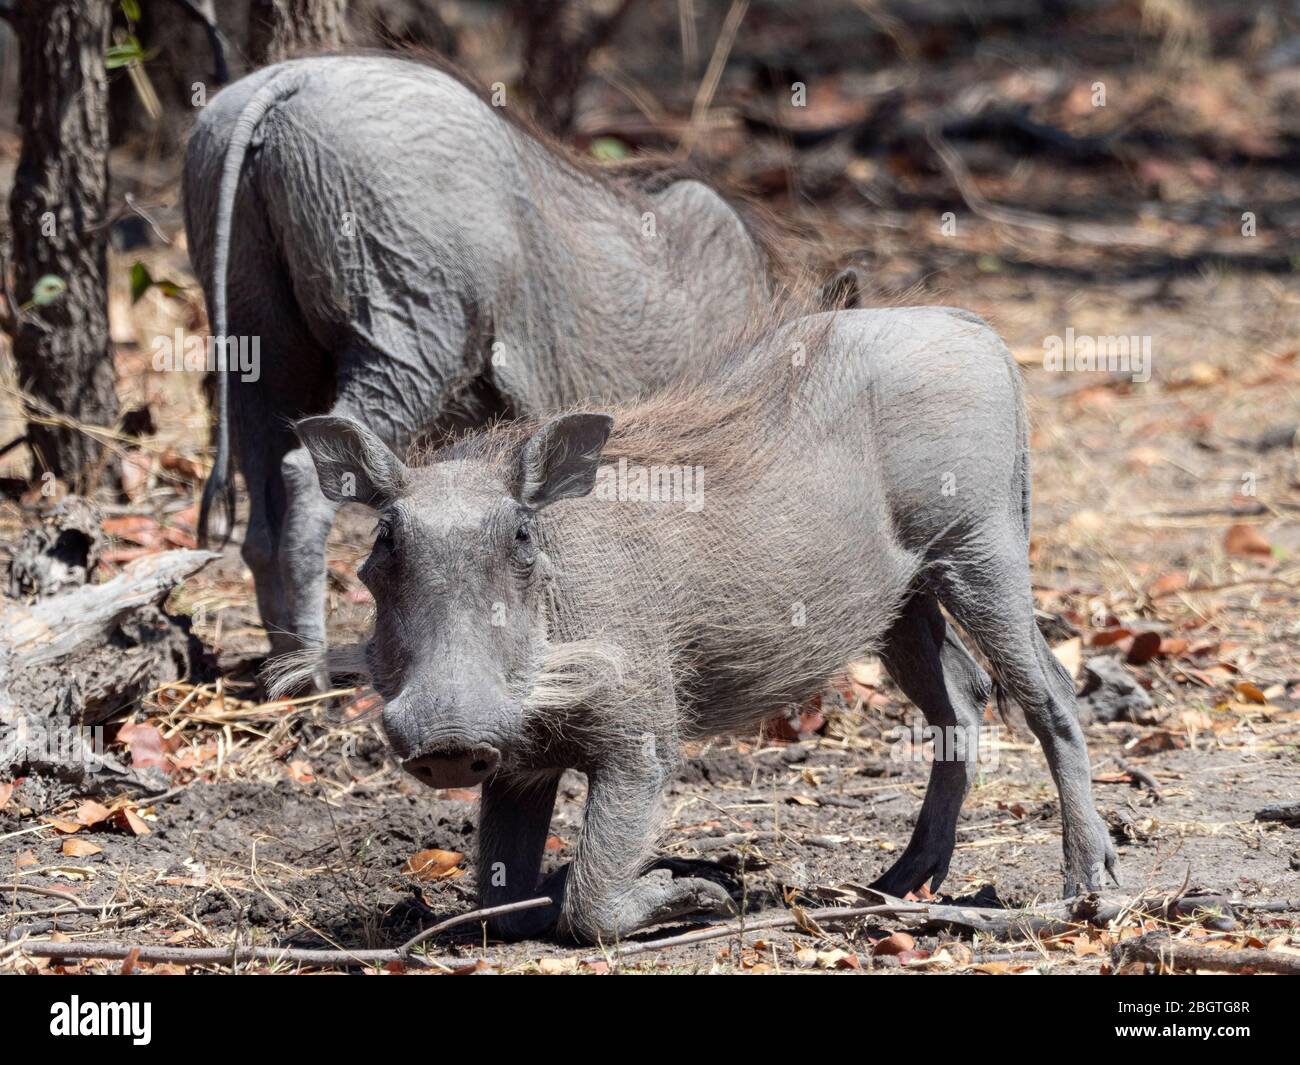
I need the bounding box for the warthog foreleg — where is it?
[477,770,563,940]
[558,746,734,944]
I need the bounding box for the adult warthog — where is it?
[288,304,1116,943]
[184,52,772,666]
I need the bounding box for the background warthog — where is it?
[183,52,771,666]
[289,305,1115,944]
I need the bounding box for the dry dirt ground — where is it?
[2,257,1296,975]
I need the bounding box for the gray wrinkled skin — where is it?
[292,306,1116,944]
[183,53,767,659]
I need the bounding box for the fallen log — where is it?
[1113,931,1300,975]
[1255,802,1300,825]
[0,548,216,784]
[7,497,104,599]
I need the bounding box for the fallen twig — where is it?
[14,897,552,971]
[581,901,929,966]
[395,897,550,955]
[1114,931,1300,975]
[1232,898,1300,913]
[2,882,85,905]
[842,888,1240,936]
[1115,756,1162,801]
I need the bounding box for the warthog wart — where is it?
[284,304,1116,943]
[184,52,775,667]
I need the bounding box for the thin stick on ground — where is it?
[582,901,929,966]
[1114,756,1162,801]
[12,897,553,971]
[2,882,85,904]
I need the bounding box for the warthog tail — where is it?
[198,67,307,546]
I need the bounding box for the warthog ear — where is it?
[517,413,614,510]
[295,415,408,507]
[821,266,863,309]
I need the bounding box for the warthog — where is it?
[183,52,771,664]
[290,305,1116,943]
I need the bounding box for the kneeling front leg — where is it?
[559,740,734,945]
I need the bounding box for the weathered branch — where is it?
[13,897,553,970]
[0,548,216,671]
[580,902,927,965]
[1255,802,1300,824]
[0,548,216,781]
[1114,931,1300,975]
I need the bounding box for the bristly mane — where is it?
[417,277,839,479]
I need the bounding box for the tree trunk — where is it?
[8,0,119,489]
[513,0,640,135]
[249,0,347,64]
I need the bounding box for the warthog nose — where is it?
[402,744,501,789]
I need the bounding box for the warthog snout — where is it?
[380,688,509,788]
[402,744,501,789]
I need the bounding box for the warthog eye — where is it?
[371,518,394,555]
[511,517,537,573]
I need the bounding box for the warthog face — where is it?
[296,413,612,788]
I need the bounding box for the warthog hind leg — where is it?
[872,592,990,896]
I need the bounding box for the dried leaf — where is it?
[62,838,103,858]
[815,948,857,969]
[537,956,578,975]
[973,960,1033,975]
[1129,730,1186,756]
[1126,631,1163,665]
[115,721,167,771]
[872,931,916,956]
[1234,681,1267,704]
[159,450,204,483]
[75,800,112,827]
[102,515,163,548]
[404,848,464,881]
[1147,572,1188,598]
[1223,524,1272,559]
[119,807,152,836]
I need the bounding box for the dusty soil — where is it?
[2,666,1297,973]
